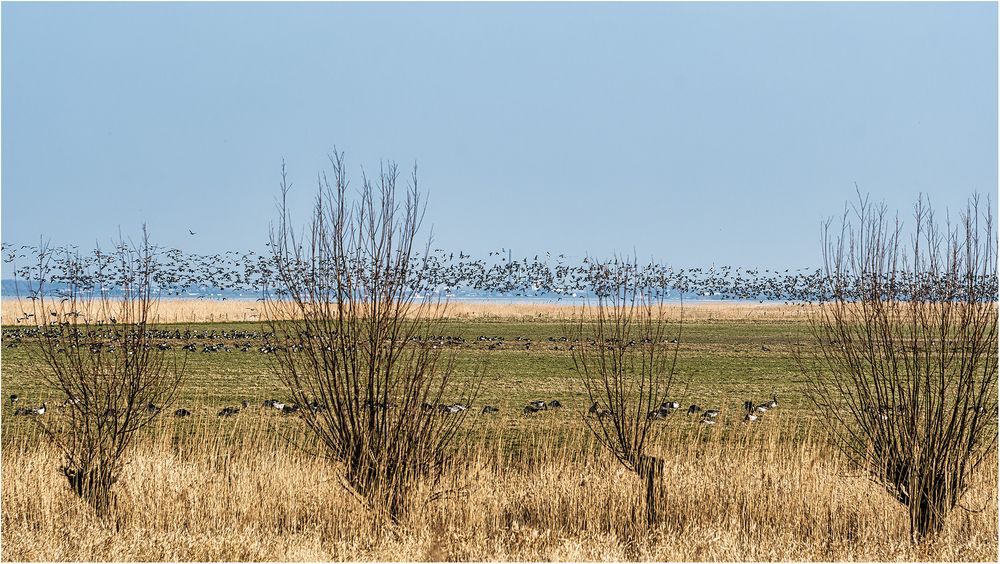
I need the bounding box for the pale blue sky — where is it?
[2,1,996,269]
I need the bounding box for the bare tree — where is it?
[803,193,998,541]
[23,229,186,517]
[264,152,480,522]
[570,257,681,526]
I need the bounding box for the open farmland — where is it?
[2,303,817,424]
[1,304,996,561]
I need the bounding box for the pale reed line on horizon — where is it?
[0,298,813,325]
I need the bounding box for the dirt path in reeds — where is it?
[2,416,995,561]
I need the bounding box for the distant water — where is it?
[0,279,764,304]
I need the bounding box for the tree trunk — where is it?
[636,454,664,527]
[63,464,117,518]
[909,472,953,542]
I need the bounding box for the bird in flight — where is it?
[189,230,196,235]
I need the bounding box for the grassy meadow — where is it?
[1,301,997,561]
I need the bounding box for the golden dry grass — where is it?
[1,298,811,325]
[1,298,271,325]
[2,414,995,561]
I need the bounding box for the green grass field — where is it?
[1,317,818,438]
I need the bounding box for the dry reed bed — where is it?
[2,298,811,325]
[2,416,995,561]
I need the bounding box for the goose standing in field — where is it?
[27,402,46,416]
[647,401,676,420]
[743,401,760,422]
[648,409,667,420]
[15,402,45,416]
[523,404,542,415]
[218,406,240,417]
[9,394,19,406]
[147,403,161,414]
[174,408,191,417]
[529,400,547,411]
[587,401,613,418]
[702,409,720,419]
[481,405,499,414]
[687,404,702,416]
[766,395,778,409]
[548,400,562,408]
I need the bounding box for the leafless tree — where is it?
[23,228,186,517]
[264,152,480,522]
[803,193,998,541]
[570,257,681,526]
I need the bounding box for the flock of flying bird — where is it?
[7,243,990,303]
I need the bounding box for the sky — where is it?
[2,1,997,270]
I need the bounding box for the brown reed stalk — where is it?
[264,152,481,522]
[802,192,998,542]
